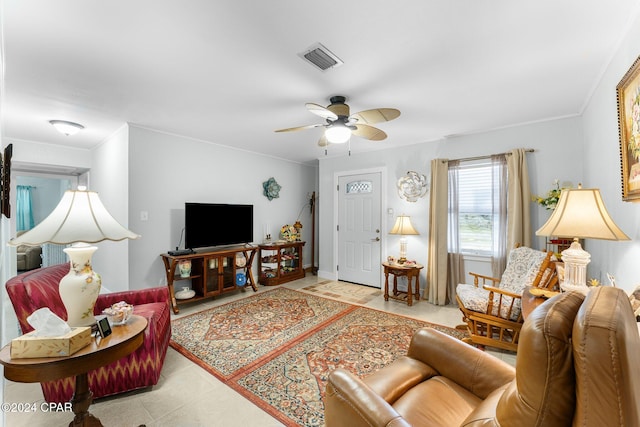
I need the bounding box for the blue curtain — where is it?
[16,185,35,231]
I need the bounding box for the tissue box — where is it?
[10,327,92,359]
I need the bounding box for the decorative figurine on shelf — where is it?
[293,220,303,240]
[178,260,191,278]
[235,253,246,268]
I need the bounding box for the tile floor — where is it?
[3,275,516,426]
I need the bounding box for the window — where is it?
[450,158,506,256]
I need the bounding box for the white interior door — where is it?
[337,172,382,287]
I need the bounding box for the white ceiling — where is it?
[3,1,639,165]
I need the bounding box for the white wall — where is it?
[581,11,640,293]
[10,139,92,168]
[91,125,131,292]
[318,117,584,289]
[127,125,318,290]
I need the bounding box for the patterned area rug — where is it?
[301,280,382,305]
[170,288,466,426]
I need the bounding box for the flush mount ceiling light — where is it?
[49,120,84,136]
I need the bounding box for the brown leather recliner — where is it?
[325,286,640,426]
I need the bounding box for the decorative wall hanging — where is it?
[617,54,640,201]
[262,177,281,201]
[397,170,428,202]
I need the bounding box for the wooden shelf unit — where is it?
[161,245,257,314]
[258,241,305,286]
[546,237,575,257]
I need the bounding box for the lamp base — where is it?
[59,244,102,327]
[560,238,590,289]
[398,238,408,265]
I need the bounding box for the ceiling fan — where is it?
[275,95,400,147]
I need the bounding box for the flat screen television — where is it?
[185,203,253,250]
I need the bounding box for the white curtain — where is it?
[491,155,508,277]
[426,159,450,305]
[447,161,464,301]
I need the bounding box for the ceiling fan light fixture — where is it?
[325,123,351,144]
[49,120,84,136]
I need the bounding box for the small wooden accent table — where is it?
[382,262,424,306]
[521,287,561,320]
[0,315,147,427]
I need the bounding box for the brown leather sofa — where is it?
[325,286,640,426]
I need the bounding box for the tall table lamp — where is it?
[8,187,140,326]
[535,186,629,293]
[389,215,419,264]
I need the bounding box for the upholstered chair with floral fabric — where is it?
[6,263,172,403]
[455,246,557,351]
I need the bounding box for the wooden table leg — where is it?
[415,274,421,300]
[244,249,258,292]
[407,274,413,306]
[70,373,102,427]
[384,270,390,301]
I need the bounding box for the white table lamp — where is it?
[389,215,419,264]
[8,187,140,326]
[536,186,628,293]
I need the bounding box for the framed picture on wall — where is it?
[617,55,640,202]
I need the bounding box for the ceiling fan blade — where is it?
[353,124,387,141]
[306,103,338,121]
[350,108,400,124]
[317,134,329,147]
[275,123,325,133]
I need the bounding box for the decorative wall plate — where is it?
[397,171,428,202]
[280,224,299,242]
[236,272,246,286]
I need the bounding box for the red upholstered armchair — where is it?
[5,263,172,403]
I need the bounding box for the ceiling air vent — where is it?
[298,43,344,72]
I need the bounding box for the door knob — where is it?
[371,237,380,242]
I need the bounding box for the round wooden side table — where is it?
[0,315,147,427]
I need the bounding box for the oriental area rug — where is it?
[169,287,466,427]
[302,279,382,305]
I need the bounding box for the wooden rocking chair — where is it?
[455,246,558,352]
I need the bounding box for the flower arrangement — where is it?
[533,179,569,210]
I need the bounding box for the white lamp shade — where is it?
[8,189,140,246]
[536,188,629,241]
[389,215,419,235]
